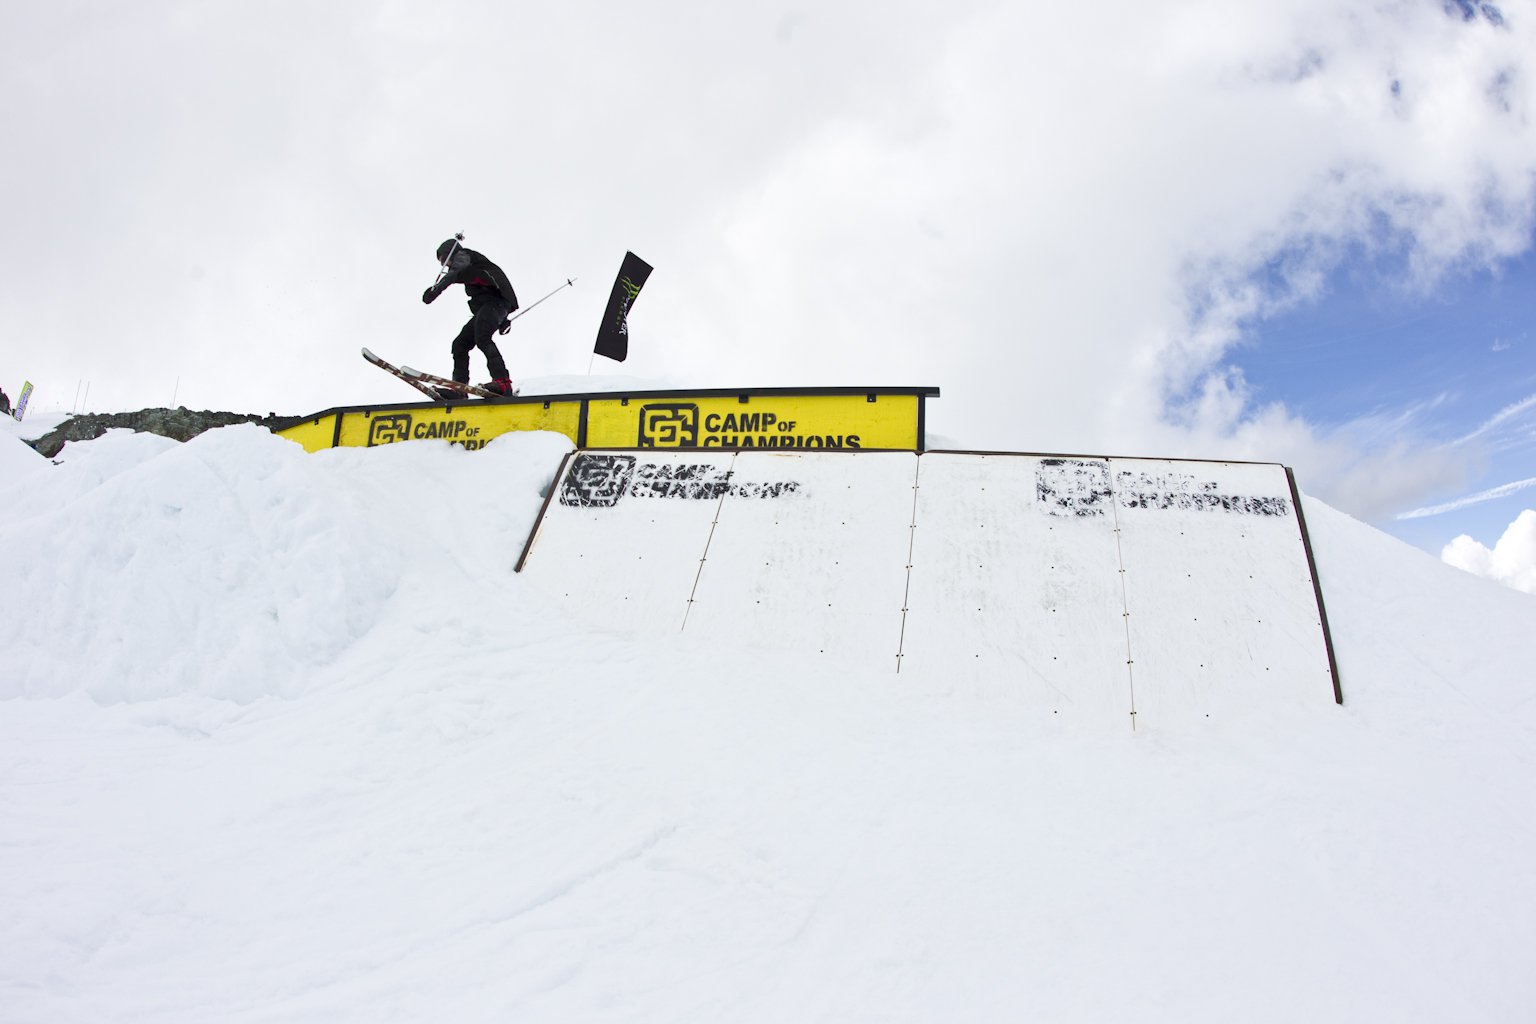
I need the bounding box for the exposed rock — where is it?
[27,408,308,458]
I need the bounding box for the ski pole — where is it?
[502,278,576,331]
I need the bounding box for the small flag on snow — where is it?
[592,252,652,363]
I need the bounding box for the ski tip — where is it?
[362,347,377,358]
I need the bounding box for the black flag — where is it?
[593,252,652,362]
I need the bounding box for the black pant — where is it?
[450,301,511,383]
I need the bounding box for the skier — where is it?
[421,237,519,398]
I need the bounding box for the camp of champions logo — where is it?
[560,454,636,507]
[637,404,699,447]
[559,453,801,507]
[368,414,413,447]
[635,403,862,449]
[1115,471,1289,516]
[366,414,490,449]
[1035,459,1289,518]
[1036,459,1113,517]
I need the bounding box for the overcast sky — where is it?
[3,0,1534,574]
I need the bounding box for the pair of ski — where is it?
[362,348,519,401]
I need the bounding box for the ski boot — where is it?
[433,383,468,401]
[483,378,515,396]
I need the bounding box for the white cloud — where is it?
[1443,508,1536,594]
[684,1,1536,512]
[0,0,1533,530]
[1445,393,1536,447]
[1400,475,1536,518]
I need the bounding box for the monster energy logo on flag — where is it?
[593,251,653,362]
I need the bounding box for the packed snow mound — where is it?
[3,426,1536,1022]
[0,428,48,480]
[1304,496,1536,733]
[0,425,573,702]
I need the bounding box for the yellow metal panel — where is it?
[275,415,340,453]
[585,393,919,450]
[339,401,584,450]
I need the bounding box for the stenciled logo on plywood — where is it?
[560,453,802,508]
[1036,459,1290,518]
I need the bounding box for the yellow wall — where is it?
[336,402,583,450]
[586,393,920,450]
[277,390,931,453]
[277,415,341,454]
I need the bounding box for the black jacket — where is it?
[429,249,519,313]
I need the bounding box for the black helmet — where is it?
[436,237,462,263]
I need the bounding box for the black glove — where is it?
[498,317,512,335]
[422,284,441,304]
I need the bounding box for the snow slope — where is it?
[2,423,1534,1022]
